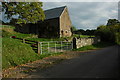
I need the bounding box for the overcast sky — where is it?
[43,2,118,30]
[0,2,118,30]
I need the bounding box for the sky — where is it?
[0,1,119,30]
[42,2,118,30]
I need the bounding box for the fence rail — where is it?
[38,41,73,54]
[15,38,73,54]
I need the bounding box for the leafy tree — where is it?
[2,2,45,25]
[85,29,92,36]
[95,19,120,43]
[71,25,77,32]
[95,25,114,42]
[107,19,119,26]
[112,24,120,44]
[73,29,84,35]
[83,29,95,36]
[73,29,96,36]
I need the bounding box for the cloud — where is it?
[43,2,118,30]
[1,2,118,30]
[40,0,119,2]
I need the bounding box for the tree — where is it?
[74,29,85,35]
[112,24,120,44]
[107,19,120,26]
[71,25,77,32]
[95,25,114,42]
[95,19,120,43]
[2,2,45,25]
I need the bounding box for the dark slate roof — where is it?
[44,6,66,20]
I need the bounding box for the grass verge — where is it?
[73,42,114,51]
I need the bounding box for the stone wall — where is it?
[73,37,101,49]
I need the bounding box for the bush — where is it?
[115,32,120,44]
[95,25,117,43]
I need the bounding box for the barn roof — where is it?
[44,6,66,20]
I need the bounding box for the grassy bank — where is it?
[73,42,114,51]
[2,38,41,69]
[2,38,63,69]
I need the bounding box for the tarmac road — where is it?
[27,45,120,78]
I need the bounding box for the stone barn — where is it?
[15,6,72,38]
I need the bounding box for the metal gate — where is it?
[38,41,73,54]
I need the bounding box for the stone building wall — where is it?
[37,18,60,38]
[15,6,72,38]
[15,24,30,33]
[73,37,101,49]
[60,7,72,37]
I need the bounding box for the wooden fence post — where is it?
[61,41,62,52]
[23,39,25,43]
[37,42,40,54]
[55,42,56,53]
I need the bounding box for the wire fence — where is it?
[38,41,73,54]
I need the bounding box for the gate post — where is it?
[73,37,77,49]
[37,42,40,54]
[61,41,62,52]
[55,42,56,53]
[23,38,25,43]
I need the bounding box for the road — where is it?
[27,45,120,78]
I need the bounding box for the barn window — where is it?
[61,30,64,35]
[65,30,68,33]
